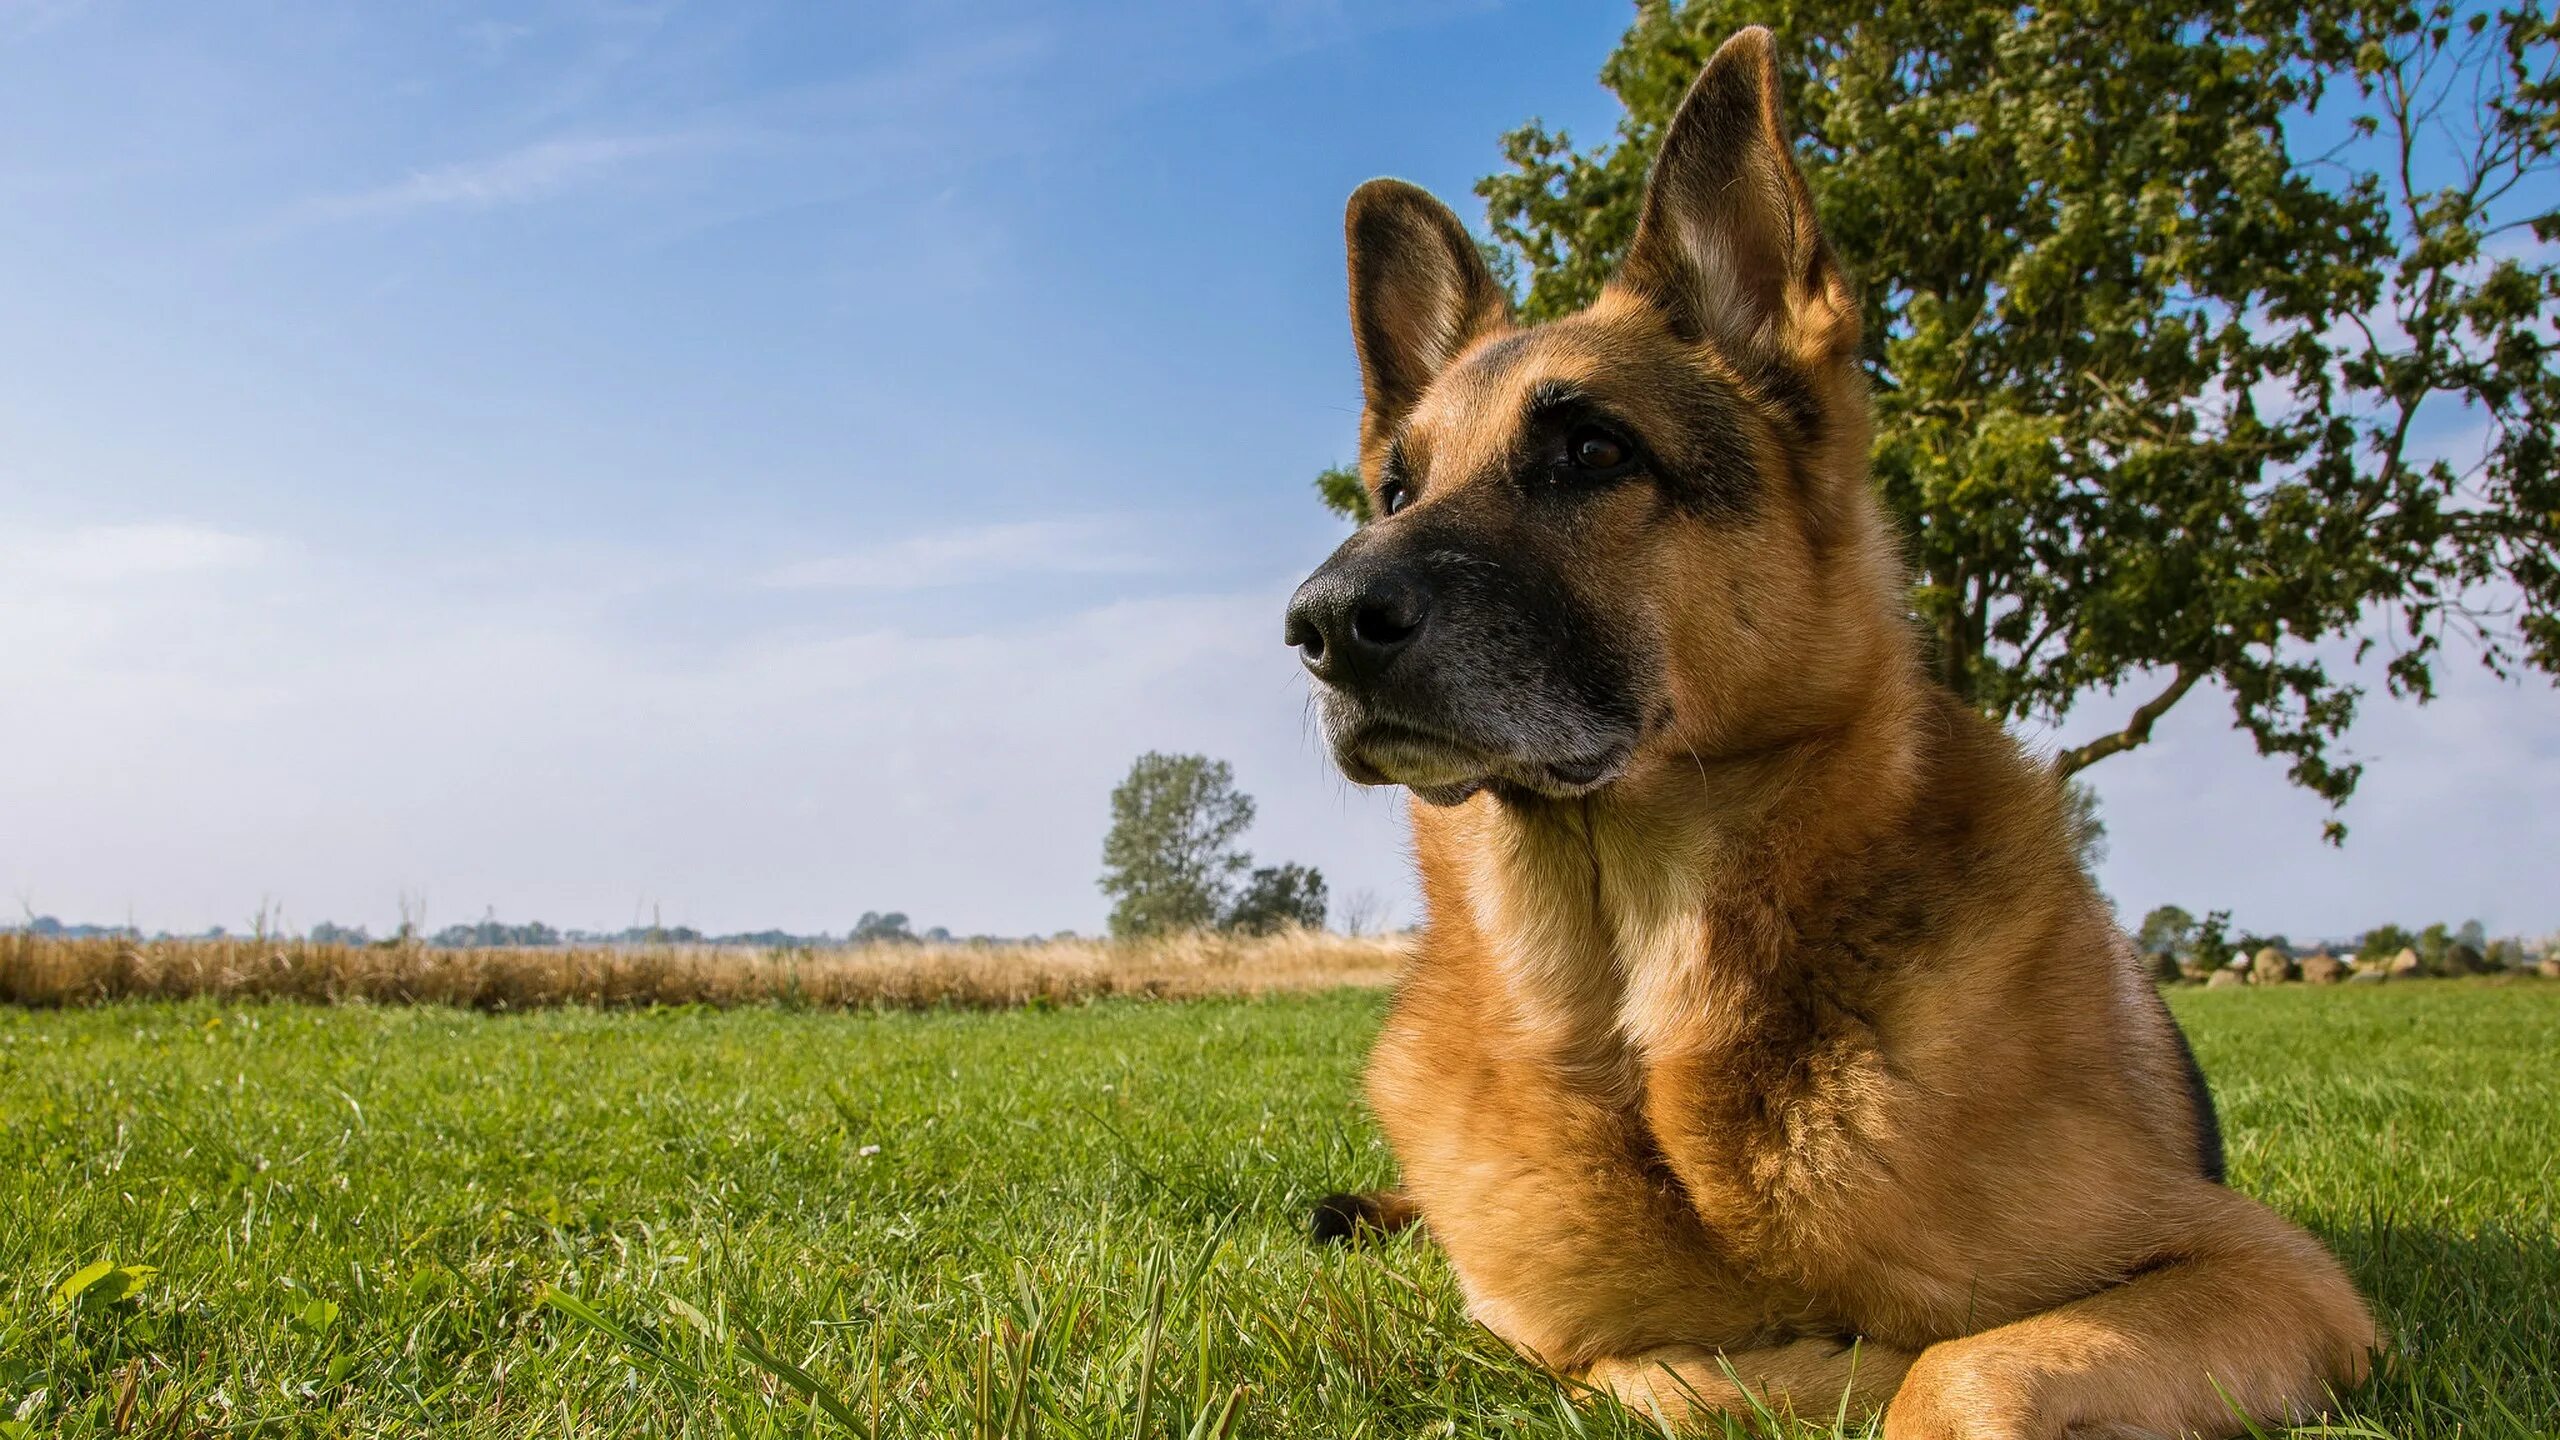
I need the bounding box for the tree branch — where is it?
[2053,665,2203,776]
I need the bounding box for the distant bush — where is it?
[431,917,561,949]
[1223,864,1329,936]
[851,911,918,945]
[2358,924,2418,965]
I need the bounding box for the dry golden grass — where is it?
[0,927,1407,1012]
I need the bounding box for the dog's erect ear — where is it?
[1618,27,1854,358]
[1345,178,1511,443]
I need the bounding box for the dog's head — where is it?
[1288,28,1900,807]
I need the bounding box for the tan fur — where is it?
[1331,27,2377,1438]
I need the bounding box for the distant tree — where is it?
[851,911,918,945]
[431,916,561,949]
[1223,864,1330,936]
[308,921,371,946]
[2134,905,2199,960]
[2357,922,2418,964]
[619,922,702,945]
[2191,910,2237,974]
[7,914,141,939]
[1099,752,1256,938]
[1340,888,1390,937]
[718,929,803,949]
[2420,918,2491,974]
[1424,0,2560,841]
[2416,920,2456,972]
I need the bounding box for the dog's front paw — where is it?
[1881,1346,2046,1440]
[1580,1347,1745,1424]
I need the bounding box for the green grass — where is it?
[4,982,2554,1437]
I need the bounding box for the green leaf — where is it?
[662,1295,717,1341]
[1314,464,1371,525]
[53,1260,156,1312]
[291,1296,341,1335]
[51,1260,114,1310]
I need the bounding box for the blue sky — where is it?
[3,1,2554,941]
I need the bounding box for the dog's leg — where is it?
[1308,1188,1418,1245]
[1882,1188,2377,1440]
[1581,1335,1915,1426]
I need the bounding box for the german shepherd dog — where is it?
[1284,27,2376,1438]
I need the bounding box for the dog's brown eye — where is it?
[1379,480,1411,516]
[1570,428,1629,471]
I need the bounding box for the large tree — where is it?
[1325,0,2560,838]
[1098,752,1258,938]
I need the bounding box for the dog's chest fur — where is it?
[1447,798,1905,1252]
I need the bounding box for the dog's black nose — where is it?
[1286,562,1432,686]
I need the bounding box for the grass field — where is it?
[6,982,2555,1438]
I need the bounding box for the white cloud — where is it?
[0,521,267,583]
[458,19,535,65]
[759,518,1160,591]
[0,516,1401,938]
[288,133,700,225]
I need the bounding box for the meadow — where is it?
[5,975,2555,1437]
